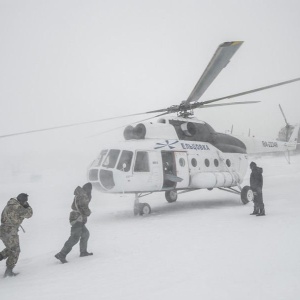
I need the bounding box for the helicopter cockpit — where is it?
[88,148,151,192]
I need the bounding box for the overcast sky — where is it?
[1,0,300,158]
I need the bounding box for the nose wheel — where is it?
[134,193,152,216]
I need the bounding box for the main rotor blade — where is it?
[279,104,289,126]
[201,77,300,105]
[195,100,260,109]
[186,41,243,104]
[88,112,170,137]
[0,110,163,139]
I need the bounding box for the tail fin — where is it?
[287,123,300,150]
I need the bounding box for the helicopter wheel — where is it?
[133,194,151,216]
[165,190,178,203]
[241,186,254,204]
[138,203,151,215]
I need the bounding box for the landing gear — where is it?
[241,186,254,204]
[165,190,177,203]
[139,203,151,215]
[133,193,152,216]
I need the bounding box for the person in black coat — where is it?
[250,162,265,216]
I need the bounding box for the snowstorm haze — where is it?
[0,0,299,177]
[0,0,299,189]
[1,1,300,299]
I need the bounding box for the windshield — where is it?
[92,149,108,167]
[102,149,120,168]
[117,150,133,172]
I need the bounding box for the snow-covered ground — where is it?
[0,153,300,300]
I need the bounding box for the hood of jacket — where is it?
[74,186,86,197]
[7,198,20,206]
[255,166,263,174]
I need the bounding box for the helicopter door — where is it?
[131,150,162,192]
[161,151,176,189]
[174,152,189,188]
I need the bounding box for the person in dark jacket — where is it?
[249,162,265,216]
[55,183,93,263]
[0,193,33,277]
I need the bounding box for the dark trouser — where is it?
[252,198,259,213]
[0,232,20,269]
[253,193,265,213]
[60,223,90,256]
[255,192,265,213]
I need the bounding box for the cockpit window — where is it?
[102,149,120,168]
[134,151,150,172]
[117,150,133,172]
[92,149,108,167]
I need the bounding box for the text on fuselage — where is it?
[181,143,210,151]
[262,141,278,148]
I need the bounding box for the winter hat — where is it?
[17,193,28,203]
[82,182,92,192]
[250,161,257,168]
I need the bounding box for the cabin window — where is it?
[214,159,219,167]
[134,151,150,172]
[205,159,210,167]
[102,149,120,168]
[226,159,231,167]
[179,158,186,167]
[117,150,133,172]
[191,158,197,167]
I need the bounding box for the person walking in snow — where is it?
[249,161,265,216]
[0,193,33,277]
[55,183,93,263]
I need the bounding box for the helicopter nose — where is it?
[99,169,115,190]
[88,168,115,191]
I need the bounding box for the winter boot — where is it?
[250,208,259,215]
[80,251,93,257]
[55,252,68,264]
[256,209,266,216]
[4,267,19,277]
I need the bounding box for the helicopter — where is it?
[276,104,300,152]
[1,41,300,216]
[227,122,299,165]
[229,104,300,164]
[85,41,300,215]
[230,121,299,155]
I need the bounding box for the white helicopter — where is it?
[231,123,299,155]
[1,41,300,216]
[230,104,299,163]
[276,104,300,151]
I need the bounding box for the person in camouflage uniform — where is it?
[0,193,33,277]
[55,183,93,263]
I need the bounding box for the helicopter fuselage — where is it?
[88,117,248,194]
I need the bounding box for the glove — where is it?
[22,201,30,208]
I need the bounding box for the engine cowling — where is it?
[123,124,146,140]
[180,122,196,136]
[123,122,177,140]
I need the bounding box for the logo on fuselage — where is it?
[154,140,179,149]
